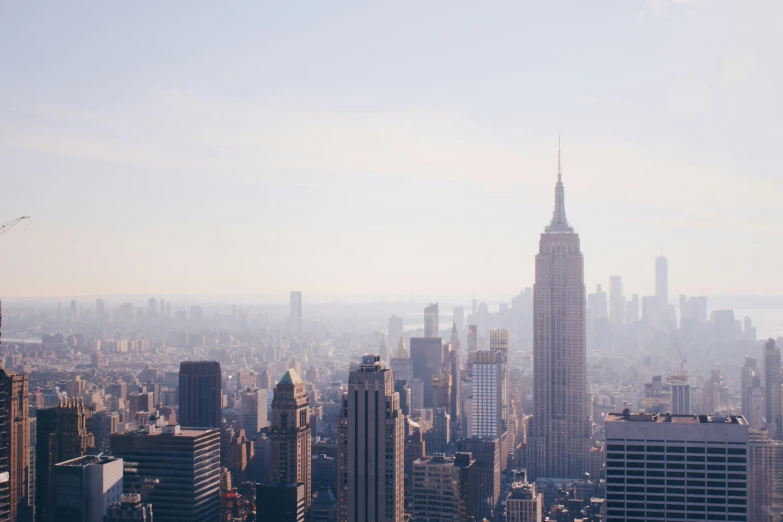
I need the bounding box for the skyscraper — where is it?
[505,478,543,522]
[338,354,404,522]
[527,148,590,480]
[604,410,748,522]
[456,438,500,522]
[748,428,783,522]
[270,370,311,512]
[410,338,444,408]
[241,387,268,435]
[36,398,95,522]
[290,291,302,333]
[470,351,504,439]
[178,361,221,429]
[467,325,477,354]
[764,338,782,440]
[390,336,413,385]
[608,276,625,325]
[411,454,475,522]
[424,303,439,338]
[111,425,220,522]
[0,369,31,522]
[656,255,668,306]
[53,455,123,522]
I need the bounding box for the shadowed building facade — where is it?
[338,354,404,522]
[178,361,221,429]
[270,370,311,512]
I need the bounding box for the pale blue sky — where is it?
[1,0,781,299]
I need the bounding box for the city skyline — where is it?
[1,1,781,298]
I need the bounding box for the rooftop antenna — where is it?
[558,134,562,182]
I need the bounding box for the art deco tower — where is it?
[526,145,590,480]
[270,369,312,512]
[338,354,404,522]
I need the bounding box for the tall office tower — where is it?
[764,339,783,440]
[53,455,123,522]
[447,345,462,441]
[111,425,220,522]
[147,298,157,317]
[241,387,268,435]
[290,291,303,333]
[449,320,461,351]
[93,412,120,453]
[670,381,691,415]
[256,483,305,522]
[527,150,590,480]
[467,325,477,354]
[656,255,669,306]
[424,303,439,338]
[505,478,543,522]
[178,361,221,429]
[471,351,505,439]
[410,338,444,408]
[388,317,403,350]
[456,438,500,522]
[404,424,426,511]
[103,493,153,522]
[489,330,509,429]
[0,369,31,522]
[748,428,783,522]
[604,410,748,522]
[338,355,404,522]
[608,275,625,325]
[411,454,475,522]
[430,409,451,453]
[390,336,413,384]
[742,357,760,417]
[270,370,311,512]
[36,398,95,522]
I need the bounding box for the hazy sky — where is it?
[1,1,781,300]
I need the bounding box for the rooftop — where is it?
[55,454,121,468]
[605,410,747,425]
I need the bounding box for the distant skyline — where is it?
[1,1,781,298]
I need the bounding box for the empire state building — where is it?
[526,147,590,480]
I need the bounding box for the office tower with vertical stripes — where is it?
[338,354,404,522]
[527,145,590,480]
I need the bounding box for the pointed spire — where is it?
[558,133,562,183]
[547,136,573,233]
[378,334,389,360]
[450,318,460,349]
[395,334,408,358]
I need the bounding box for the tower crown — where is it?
[546,138,573,233]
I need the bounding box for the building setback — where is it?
[338,354,404,522]
[178,361,221,429]
[456,438,500,522]
[527,148,590,480]
[270,370,311,512]
[110,425,220,522]
[36,397,95,522]
[411,453,474,522]
[54,455,123,522]
[605,410,748,522]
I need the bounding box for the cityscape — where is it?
[2,161,781,521]
[2,2,781,522]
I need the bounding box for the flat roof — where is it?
[605,411,747,425]
[56,455,121,467]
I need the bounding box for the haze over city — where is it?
[1,2,782,522]
[2,0,781,299]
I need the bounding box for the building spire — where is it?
[558,133,562,183]
[548,136,572,232]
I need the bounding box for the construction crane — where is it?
[0,216,29,236]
